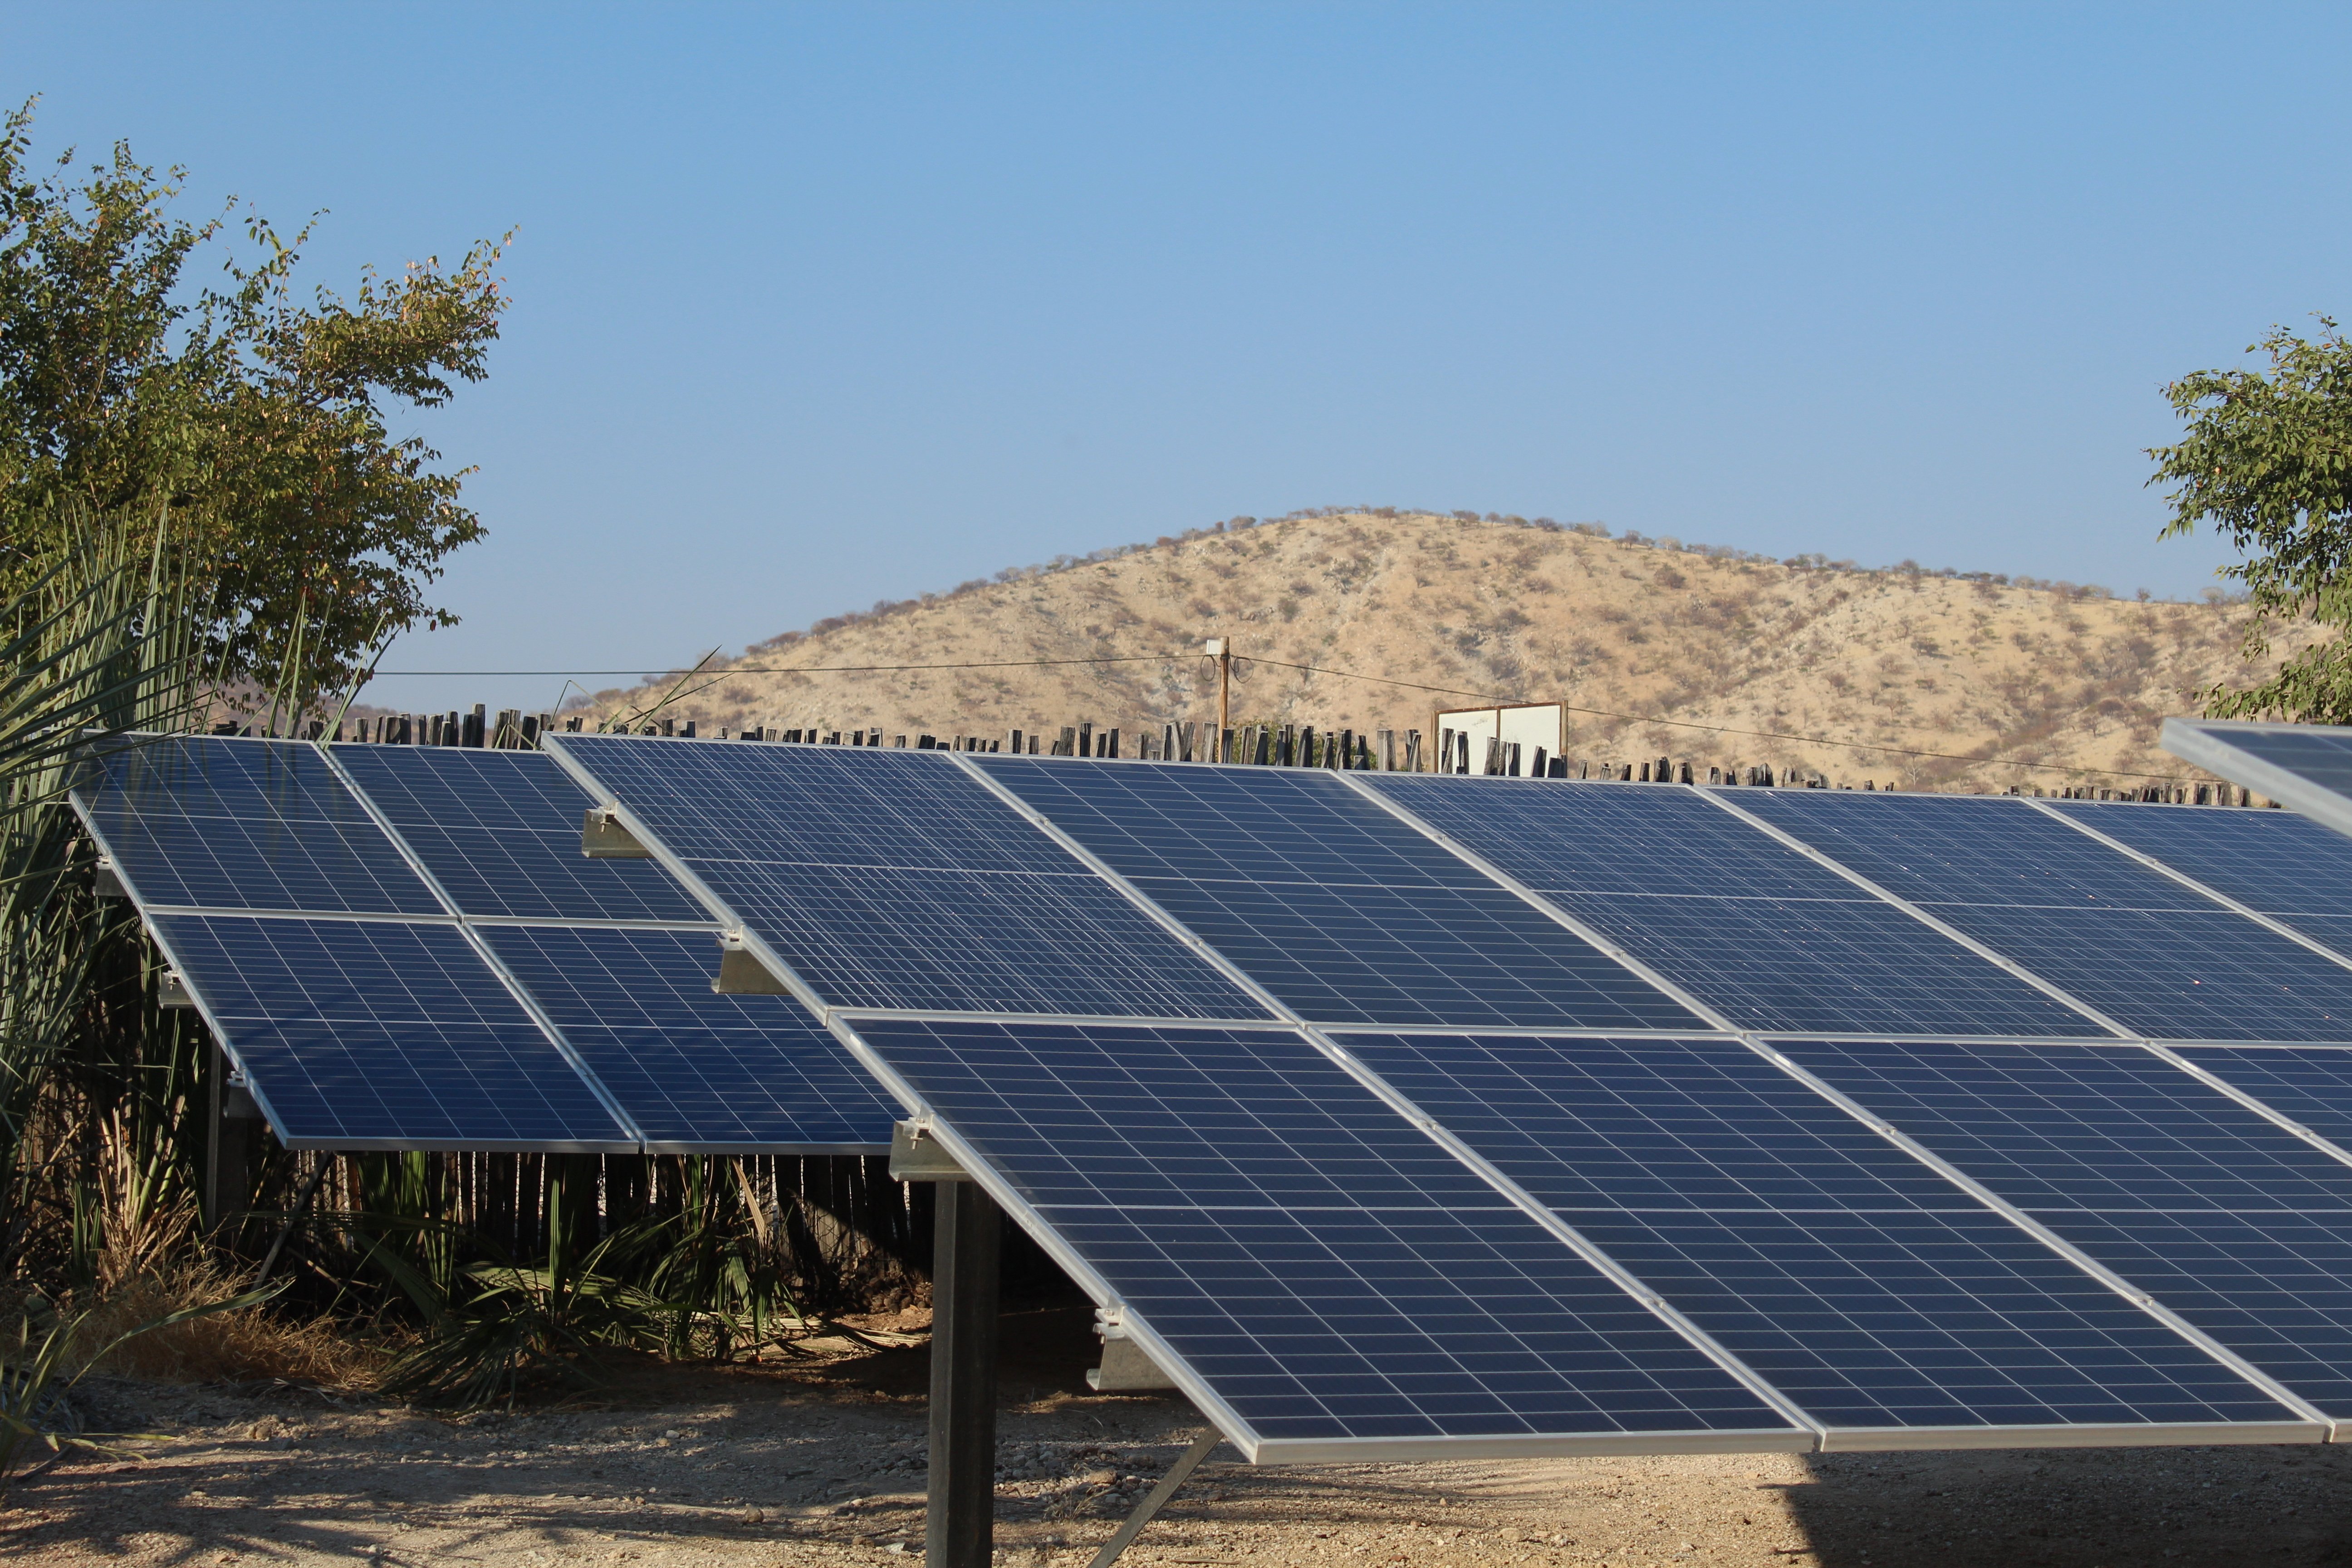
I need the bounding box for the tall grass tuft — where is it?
[1,504,209,1283]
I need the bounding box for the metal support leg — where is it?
[202,1039,258,1248]
[1087,1430,1224,1568]
[927,1180,1000,1568]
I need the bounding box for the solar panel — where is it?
[2163,718,2352,840]
[2043,795,2352,936]
[545,737,1273,1020]
[1779,1037,2352,1416]
[149,913,633,1150]
[74,735,441,916]
[478,924,902,1150]
[331,744,711,923]
[1365,778,2087,1036]
[841,1015,1808,1458]
[1335,1032,2299,1438]
[1731,790,2352,1042]
[2169,1045,2352,1153]
[974,758,1704,1030]
[77,735,899,1155]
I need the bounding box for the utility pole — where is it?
[1206,637,1231,739]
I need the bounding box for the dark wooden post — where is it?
[928,1180,1001,1568]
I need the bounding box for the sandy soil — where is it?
[8,1306,2348,1568]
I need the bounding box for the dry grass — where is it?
[74,1263,385,1390]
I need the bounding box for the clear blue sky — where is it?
[10,4,2348,715]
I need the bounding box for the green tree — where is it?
[2152,317,2352,722]
[0,98,508,717]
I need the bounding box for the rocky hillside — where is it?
[581,510,2310,793]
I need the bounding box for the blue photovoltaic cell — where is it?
[848,1017,1793,1446]
[977,759,1702,1030]
[1736,793,2220,911]
[333,745,710,923]
[1338,1033,2288,1431]
[2043,802,2352,968]
[1735,790,2352,1042]
[478,925,899,1149]
[1367,779,2087,1037]
[75,735,440,915]
[564,736,1081,871]
[2172,1046,2352,1153]
[1780,1038,2352,1414]
[151,913,629,1148]
[549,738,1269,1019]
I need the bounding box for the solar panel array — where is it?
[518,735,2352,1460]
[73,735,899,1153]
[86,725,2352,1461]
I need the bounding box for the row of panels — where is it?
[553,733,2352,1041]
[74,737,900,1150]
[842,1020,2352,1457]
[79,733,2352,1152]
[78,730,2352,1456]
[840,1019,2352,1458]
[536,735,2352,1458]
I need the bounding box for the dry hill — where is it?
[579,509,2311,793]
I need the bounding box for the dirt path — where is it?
[6,1308,2349,1567]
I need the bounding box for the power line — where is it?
[368,656,1177,676]
[368,649,2201,784]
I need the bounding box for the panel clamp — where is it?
[580,805,653,859]
[1090,1306,1178,1391]
[711,930,792,995]
[887,1117,970,1181]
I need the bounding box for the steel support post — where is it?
[927,1180,1001,1568]
[202,1039,259,1248]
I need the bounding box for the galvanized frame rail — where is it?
[2162,717,2352,839]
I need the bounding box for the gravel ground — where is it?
[6,1306,2350,1567]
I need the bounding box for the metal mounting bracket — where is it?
[580,805,652,858]
[159,969,195,1009]
[1088,1307,1177,1390]
[710,931,792,995]
[94,855,125,899]
[887,1117,969,1181]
